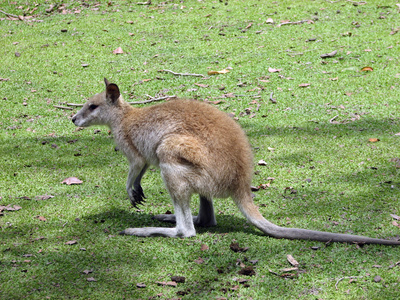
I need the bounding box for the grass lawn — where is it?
[1,0,399,299]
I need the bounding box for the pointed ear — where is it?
[106,83,120,103]
[104,78,110,87]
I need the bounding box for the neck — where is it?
[107,96,137,131]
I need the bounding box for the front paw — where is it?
[128,188,146,208]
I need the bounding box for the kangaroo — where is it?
[71,78,399,245]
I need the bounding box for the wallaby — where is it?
[71,78,399,245]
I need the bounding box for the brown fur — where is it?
[71,79,399,244]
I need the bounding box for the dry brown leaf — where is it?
[86,277,97,282]
[36,194,55,200]
[368,138,380,143]
[281,267,298,272]
[265,18,274,24]
[390,28,399,35]
[361,66,373,72]
[287,254,299,267]
[156,281,177,287]
[171,276,186,283]
[268,67,281,73]
[207,69,230,75]
[222,92,235,98]
[36,216,47,222]
[238,266,255,276]
[392,221,400,228]
[113,47,124,54]
[390,214,400,220]
[298,83,310,87]
[194,257,204,264]
[200,244,209,251]
[0,205,22,212]
[211,100,223,105]
[194,83,209,88]
[61,177,83,185]
[320,50,337,58]
[245,23,253,29]
[230,242,249,252]
[65,240,77,245]
[258,160,267,166]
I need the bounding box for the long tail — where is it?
[236,196,400,245]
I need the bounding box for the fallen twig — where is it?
[54,105,73,110]
[137,0,151,4]
[389,261,400,268]
[335,276,363,290]
[233,94,260,98]
[329,115,339,123]
[0,10,18,18]
[128,95,176,105]
[159,69,205,78]
[321,50,337,58]
[269,92,277,104]
[278,20,312,27]
[216,94,260,99]
[63,96,177,108]
[268,269,280,276]
[287,52,304,56]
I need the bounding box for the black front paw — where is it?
[129,188,146,209]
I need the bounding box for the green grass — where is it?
[1,0,399,299]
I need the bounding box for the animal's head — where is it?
[71,78,121,127]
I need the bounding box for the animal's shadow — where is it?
[82,207,263,237]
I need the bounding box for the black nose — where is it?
[71,116,76,123]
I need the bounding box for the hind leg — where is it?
[121,191,196,237]
[121,163,196,238]
[154,195,217,227]
[121,195,195,237]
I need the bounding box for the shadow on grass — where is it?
[1,208,265,299]
[243,116,400,139]
[83,208,263,235]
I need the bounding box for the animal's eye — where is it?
[88,104,98,111]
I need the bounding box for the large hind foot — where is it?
[120,227,195,238]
